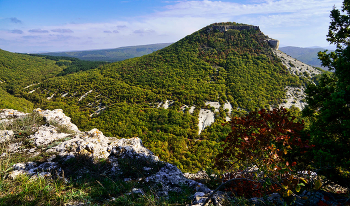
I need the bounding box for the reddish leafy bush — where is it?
[215,107,313,197]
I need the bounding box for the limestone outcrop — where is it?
[33,108,80,133]
[1,108,346,205]
[30,125,70,146]
[3,108,215,204]
[268,39,280,50]
[198,101,232,134]
[0,109,28,119]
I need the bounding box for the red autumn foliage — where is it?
[215,107,313,197]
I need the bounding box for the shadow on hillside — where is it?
[54,153,165,181]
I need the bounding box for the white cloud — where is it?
[51,29,74,33]
[28,29,49,33]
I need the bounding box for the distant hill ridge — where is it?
[38,43,172,62]
[279,46,333,70]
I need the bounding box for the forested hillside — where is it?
[0,87,33,112]
[0,49,62,90]
[1,22,321,172]
[0,49,109,112]
[39,43,172,62]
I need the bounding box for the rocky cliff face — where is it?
[268,39,280,50]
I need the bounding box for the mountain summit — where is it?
[1,22,323,172]
[35,22,299,109]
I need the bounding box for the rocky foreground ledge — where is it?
[0,108,226,206]
[0,108,348,206]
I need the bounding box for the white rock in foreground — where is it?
[34,108,80,133]
[0,109,28,119]
[45,128,159,161]
[0,130,14,143]
[4,108,211,199]
[46,128,112,159]
[108,137,158,161]
[145,163,211,196]
[30,125,70,146]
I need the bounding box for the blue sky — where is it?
[0,0,343,53]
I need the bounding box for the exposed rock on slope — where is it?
[274,50,322,77]
[198,101,220,135]
[274,50,322,110]
[279,86,307,109]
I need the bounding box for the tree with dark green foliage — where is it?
[28,54,108,76]
[303,0,350,186]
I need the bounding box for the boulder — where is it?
[0,109,28,119]
[145,163,211,196]
[30,125,70,146]
[268,39,280,50]
[108,137,158,160]
[46,128,112,159]
[34,108,80,133]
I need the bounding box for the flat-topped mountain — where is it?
[0,22,324,172]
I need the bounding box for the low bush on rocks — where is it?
[0,112,46,138]
[49,120,76,135]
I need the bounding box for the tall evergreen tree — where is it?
[303,0,350,186]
